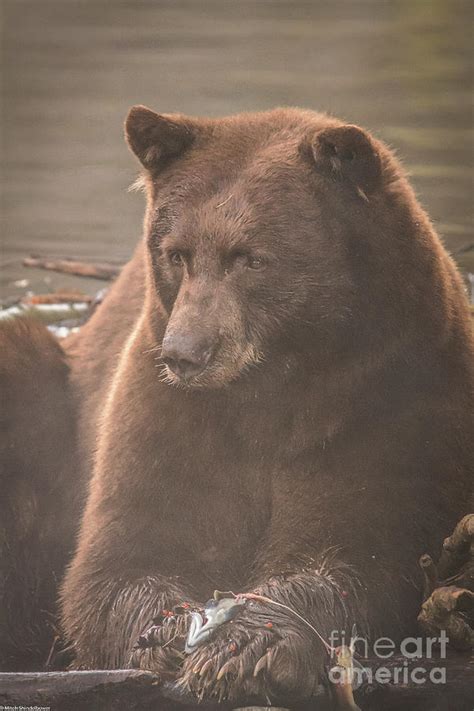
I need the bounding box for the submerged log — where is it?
[0,670,231,711]
[21,290,93,305]
[23,256,122,280]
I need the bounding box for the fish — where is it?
[185,596,246,653]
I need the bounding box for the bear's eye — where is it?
[168,250,185,267]
[247,255,265,270]
[225,251,267,275]
[231,251,265,269]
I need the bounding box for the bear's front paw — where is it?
[130,603,198,680]
[178,603,322,703]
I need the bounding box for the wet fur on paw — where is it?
[177,602,323,704]
[130,605,196,680]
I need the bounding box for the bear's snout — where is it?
[161,330,216,380]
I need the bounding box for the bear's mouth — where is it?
[160,362,210,388]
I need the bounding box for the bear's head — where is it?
[125,106,414,389]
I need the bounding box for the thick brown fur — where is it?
[0,318,77,670]
[58,107,474,703]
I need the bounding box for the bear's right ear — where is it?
[125,105,196,172]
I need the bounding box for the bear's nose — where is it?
[161,334,214,379]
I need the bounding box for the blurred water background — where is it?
[1,0,473,302]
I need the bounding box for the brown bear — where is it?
[0,318,77,670]
[60,106,474,703]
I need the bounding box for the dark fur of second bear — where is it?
[0,319,77,670]
[57,106,474,702]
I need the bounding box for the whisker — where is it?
[143,343,163,355]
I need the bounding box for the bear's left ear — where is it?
[311,125,382,199]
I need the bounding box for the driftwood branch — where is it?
[0,653,472,711]
[22,256,123,280]
[0,670,229,711]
